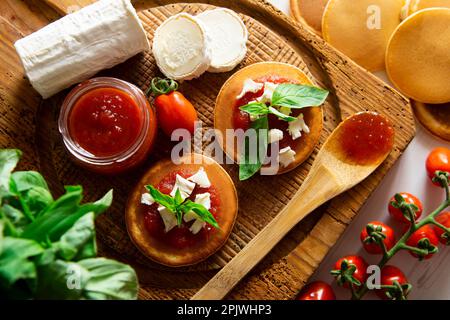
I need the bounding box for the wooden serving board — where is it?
[0,0,415,300]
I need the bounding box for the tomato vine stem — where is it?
[351,172,450,300]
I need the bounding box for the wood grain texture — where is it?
[1,0,415,300]
[44,0,96,14]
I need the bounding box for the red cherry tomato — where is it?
[376,265,410,300]
[296,281,336,300]
[360,221,396,254]
[150,78,198,137]
[433,211,450,245]
[388,193,423,224]
[332,255,368,288]
[406,225,440,260]
[426,147,450,185]
[155,91,198,136]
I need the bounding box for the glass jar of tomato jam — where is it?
[59,77,157,174]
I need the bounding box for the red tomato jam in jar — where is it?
[338,112,395,165]
[59,77,157,174]
[143,169,220,250]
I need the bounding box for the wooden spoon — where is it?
[192,111,395,300]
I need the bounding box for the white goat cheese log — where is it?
[14,0,150,99]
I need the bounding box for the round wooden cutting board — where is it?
[0,0,415,300]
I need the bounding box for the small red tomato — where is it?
[360,221,396,254]
[332,255,368,288]
[426,147,450,185]
[406,225,440,260]
[388,192,423,224]
[296,281,336,300]
[155,91,198,136]
[433,211,450,245]
[376,265,411,300]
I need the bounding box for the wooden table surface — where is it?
[0,0,417,300]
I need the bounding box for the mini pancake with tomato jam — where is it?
[214,62,327,180]
[126,153,238,267]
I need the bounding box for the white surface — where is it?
[268,0,450,300]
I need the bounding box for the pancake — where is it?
[386,8,450,104]
[290,0,329,34]
[412,101,450,141]
[214,62,323,175]
[322,0,404,71]
[414,0,450,12]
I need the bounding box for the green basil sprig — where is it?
[239,83,329,122]
[239,116,269,181]
[145,185,219,229]
[238,83,329,181]
[0,149,138,300]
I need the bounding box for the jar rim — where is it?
[58,77,150,166]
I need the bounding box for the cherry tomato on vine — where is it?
[296,281,336,300]
[388,192,423,224]
[376,265,411,300]
[148,78,198,137]
[406,225,439,260]
[433,211,450,245]
[426,147,450,185]
[331,255,368,289]
[360,221,396,254]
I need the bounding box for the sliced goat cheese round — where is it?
[197,8,248,73]
[152,13,211,81]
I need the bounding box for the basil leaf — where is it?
[2,204,28,232]
[239,116,269,181]
[0,220,3,252]
[145,185,175,211]
[272,84,329,109]
[21,188,112,242]
[23,187,53,218]
[268,106,296,122]
[10,171,50,193]
[55,212,96,261]
[0,208,19,237]
[0,237,43,288]
[35,259,88,299]
[181,201,219,229]
[174,208,183,227]
[240,102,269,117]
[0,149,21,192]
[78,258,138,300]
[174,189,183,206]
[9,171,53,218]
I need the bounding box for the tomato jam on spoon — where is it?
[337,112,395,165]
[59,77,157,174]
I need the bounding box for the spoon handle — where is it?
[192,166,342,300]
